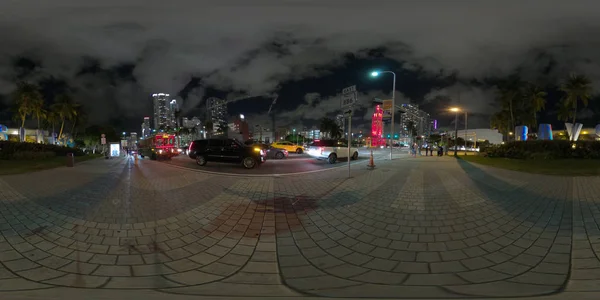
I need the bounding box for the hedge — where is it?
[486,140,600,159]
[0,141,84,160]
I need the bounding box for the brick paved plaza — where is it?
[1,156,600,299]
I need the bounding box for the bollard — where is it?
[66,153,74,167]
[134,153,138,165]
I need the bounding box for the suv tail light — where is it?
[188,142,194,152]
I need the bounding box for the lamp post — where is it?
[293,128,297,145]
[464,111,468,155]
[450,107,460,156]
[370,70,396,160]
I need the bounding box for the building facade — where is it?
[152,93,170,130]
[206,97,228,136]
[399,103,431,137]
[453,128,503,145]
[141,117,151,138]
[169,99,179,129]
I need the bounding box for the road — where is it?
[161,152,369,175]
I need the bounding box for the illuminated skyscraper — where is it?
[169,99,179,128]
[152,93,170,130]
[206,97,227,136]
[141,117,151,137]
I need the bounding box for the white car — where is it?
[306,140,359,164]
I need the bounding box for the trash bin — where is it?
[66,153,74,167]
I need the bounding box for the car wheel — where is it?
[328,153,337,164]
[275,152,285,159]
[352,151,358,160]
[242,156,257,169]
[296,148,303,154]
[196,155,207,166]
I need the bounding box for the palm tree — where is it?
[522,83,547,128]
[13,82,43,129]
[51,94,78,144]
[45,110,58,144]
[560,74,593,132]
[556,100,574,123]
[329,123,343,140]
[319,117,337,139]
[70,104,86,139]
[496,76,522,131]
[490,110,511,140]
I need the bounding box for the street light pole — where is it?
[370,70,396,160]
[464,111,468,155]
[454,111,459,156]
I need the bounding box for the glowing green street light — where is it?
[371,71,380,77]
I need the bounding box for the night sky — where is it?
[1,1,599,133]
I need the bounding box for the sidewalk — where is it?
[1,156,600,299]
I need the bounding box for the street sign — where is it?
[341,85,357,108]
[101,138,106,145]
[342,85,356,94]
[382,99,393,120]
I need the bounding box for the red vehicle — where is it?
[138,133,179,160]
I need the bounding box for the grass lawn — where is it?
[458,155,600,176]
[0,154,103,175]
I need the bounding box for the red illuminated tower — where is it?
[371,105,384,147]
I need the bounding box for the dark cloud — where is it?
[0,0,599,128]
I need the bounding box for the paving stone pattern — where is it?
[0,156,598,298]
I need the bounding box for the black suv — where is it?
[188,138,266,169]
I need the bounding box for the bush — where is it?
[0,141,84,159]
[11,151,56,160]
[487,140,600,159]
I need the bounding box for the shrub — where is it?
[11,151,56,160]
[0,141,84,159]
[487,140,600,159]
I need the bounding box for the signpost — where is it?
[341,85,357,178]
[382,99,393,120]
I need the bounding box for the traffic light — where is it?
[387,134,391,139]
[394,134,398,139]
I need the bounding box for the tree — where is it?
[51,94,78,143]
[490,110,511,140]
[560,73,593,132]
[30,97,46,133]
[319,117,338,139]
[45,110,59,144]
[556,100,574,123]
[70,104,86,139]
[522,83,547,128]
[496,76,523,131]
[13,81,43,129]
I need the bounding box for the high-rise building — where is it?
[206,97,227,136]
[141,117,151,138]
[169,99,179,128]
[182,117,202,129]
[152,93,170,130]
[130,132,138,143]
[399,103,431,137]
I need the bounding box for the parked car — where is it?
[306,139,359,164]
[188,138,266,169]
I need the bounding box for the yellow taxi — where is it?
[270,141,304,154]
